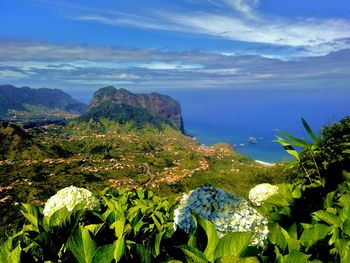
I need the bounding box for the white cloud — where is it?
[1,40,349,90]
[213,0,259,17]
[31,0,350,57]
[0,69,29,79]
[137,61,203,70]
[167,13,350,52]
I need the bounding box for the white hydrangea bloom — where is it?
[249,183,279,206]
[43,186,100,217]
[174,187,268,248]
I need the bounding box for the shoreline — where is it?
[254,160,275,166]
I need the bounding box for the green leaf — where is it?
[324,191,336,208]
[341,219,350,236]
[220,256,259,263]
[67,226,98,263]
[198,217,219,262]
[136,189,145,199]
[215,232,252,258]
[338,195,350,206]
[188,233,197,248]
[136,244,152,263]
[300,224,331,250]
[21,214,39,232]
[133,219,145,235]
[264,195,290,207]
[21,203,40,217]
[179,245,208,263]
[284,250,311,263]
[49,206,69,227]
[274,137,300,160]
[154,231,164,257]
[34,232,50,248]
[335,239,350,263]
[151,214,162,231]
[339,206,350,223]
[313,210,341,226]
[268,224,288,251]
[110,217,125,238]
[301,118,319,143]
[288,224,298,240]
[0,240,21,263]
[272,246,283,263]
[113,236,125,262]
[269,223,300,253]
[85,224,105,236]
[20,204,39,231]
[276,130,309,148]
[291,186,302,199]
[9,245,21,263]
[92,244,114,263]
[329,227,339,245]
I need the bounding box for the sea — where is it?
[72,88,350,163]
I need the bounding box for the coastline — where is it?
[254,160,275,166]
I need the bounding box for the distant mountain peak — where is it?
[0,84,87,126]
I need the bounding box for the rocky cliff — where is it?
[87,86,185,132]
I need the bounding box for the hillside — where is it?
[0,122,45,160]
[87,87,185,132]
[0,85,87,125]
[1,117,350,262]
[0,120,284,236]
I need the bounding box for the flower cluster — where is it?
[249,183,279,206]
[43,186,100,217]
[174,187,268,248]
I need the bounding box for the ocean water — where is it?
[163,88,350,162]
[72,88,349,163]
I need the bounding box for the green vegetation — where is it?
[88,87,184,132]
[0,188,263,262]
[0,84,86,126]
[262,116,350,262]
[1,116,349,262]
[0,118,284,239]
[80,102,175,130]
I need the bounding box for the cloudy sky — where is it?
[1,0,350,96]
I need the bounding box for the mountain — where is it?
[0,85,87,126]
[0,122,44,159]
[0,84,87,115]
[83,87,185,132]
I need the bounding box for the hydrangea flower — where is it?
[43,186,100,217]
[174,187,268,248]
[249,183,279,206]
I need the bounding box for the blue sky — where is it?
[1,0,350,95]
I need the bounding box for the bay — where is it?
[165,88,350,162]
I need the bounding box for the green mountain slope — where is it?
[86,86,184,132]
[0,85,87,125]
[0,84,86,114]
[80,102,175,129]
[0,122,45,159]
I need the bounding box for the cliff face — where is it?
[88,87,185,132]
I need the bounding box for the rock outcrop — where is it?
[86,87,185,132]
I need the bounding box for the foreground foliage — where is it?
[1,116,349,262]
[264,116,350,262]
[0,119,284,237]
[0,187,264,262]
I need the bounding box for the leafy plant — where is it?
[0,188,177,262]
[261,117,350,262]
